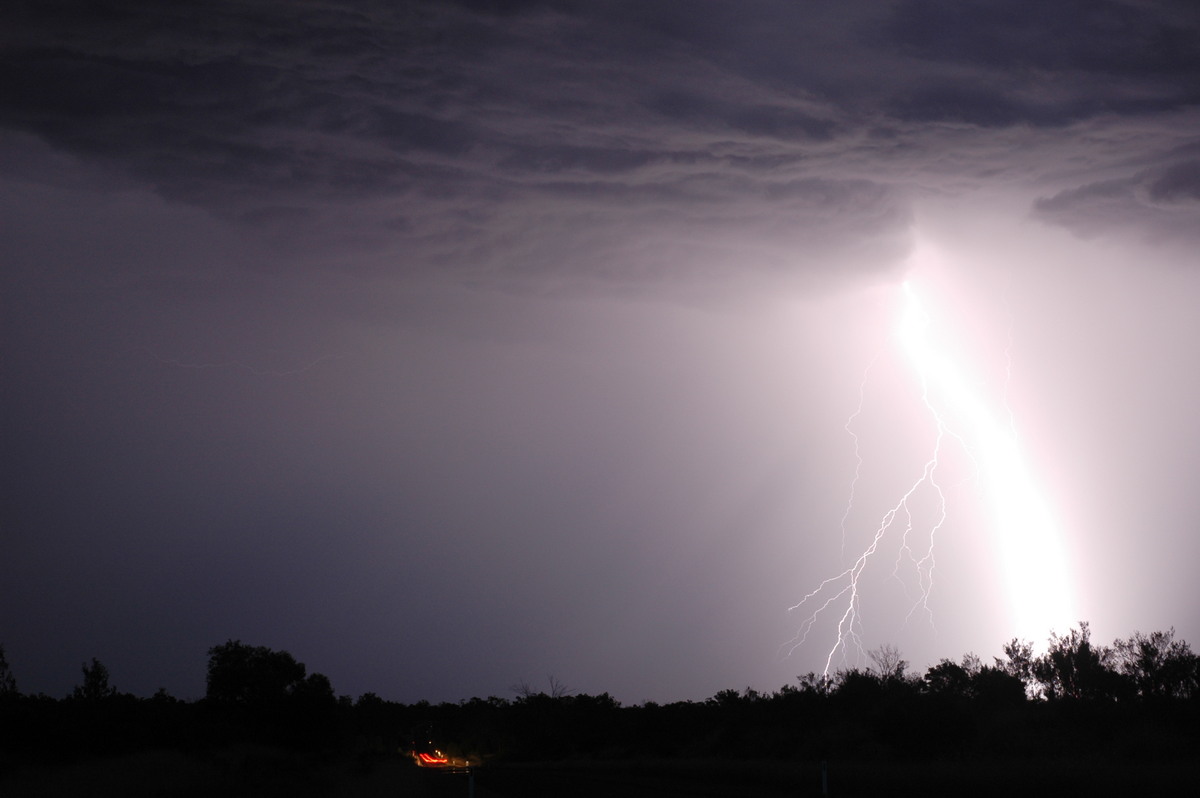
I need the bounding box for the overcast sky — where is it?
[3,0,1200,703]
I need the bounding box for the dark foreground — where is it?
[4,750,1199,798]
[476,756,1200,798]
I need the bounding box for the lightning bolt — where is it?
[787,278,1074,673]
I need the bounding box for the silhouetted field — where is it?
[475,756,1200,798]
[5,750,1197,798]
[2,627,1198,795]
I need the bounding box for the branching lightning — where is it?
[837,352,876,564]
[787,278,1074,674]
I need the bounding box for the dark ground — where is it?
[469,756,1200,798]
[6,750,1197,798]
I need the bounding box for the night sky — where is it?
[4,0,1200,704]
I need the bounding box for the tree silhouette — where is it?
[923,658,973,698]
[868,644,908,681]
[205,640,307,707]
[6,621,1200,775]
[204,640,339,749]
[1033,622,1123,702]
[970,665,1026,707]
[995,638,1037,696]
[923,654,1025,706]
[511,675,572,699]
[1113,628,1199,701]
[0,644,16,698]
[72,658,117,701]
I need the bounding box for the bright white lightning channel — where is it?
[789,280,1075,673]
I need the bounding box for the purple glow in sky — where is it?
[3,0,1200,704]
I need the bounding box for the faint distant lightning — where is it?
[787,279,1074,673]
[837,353,877,563]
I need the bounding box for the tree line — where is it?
[1,623,1198,767]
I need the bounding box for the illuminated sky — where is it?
[3,0,1199,703]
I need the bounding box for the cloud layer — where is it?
[4,0,1196,293]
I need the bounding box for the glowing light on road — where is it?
[788,278,1075,672]
[416,751,451,766]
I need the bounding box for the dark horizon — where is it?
[4,624,1197,797]
[1,620,1193,707]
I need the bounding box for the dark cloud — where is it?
[881,0,1200,121]
[644,91,839,142]
[1144,159,1200,206]
[887,0,1200,76]
[1033,159,1200,239]
[0,2,907,293]
[5,0,1194,293]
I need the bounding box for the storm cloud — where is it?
[5,0,1195,290]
